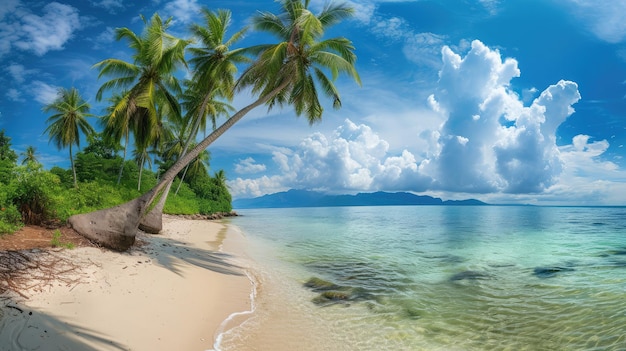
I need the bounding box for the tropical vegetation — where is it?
[1,0,360,250]
[0,129,231,235]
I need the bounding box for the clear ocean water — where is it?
[222,206,626,351]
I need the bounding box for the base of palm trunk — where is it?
[138,203,163,234]
[68,197,143,251]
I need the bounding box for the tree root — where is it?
[0,248,86,302]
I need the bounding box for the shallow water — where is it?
[223,206,626,350]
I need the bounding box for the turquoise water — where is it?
[228,206,626,350]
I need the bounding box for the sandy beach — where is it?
[0,216,253,351]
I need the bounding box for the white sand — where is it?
[0,216,252,351]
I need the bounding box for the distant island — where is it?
[232,190,488,209]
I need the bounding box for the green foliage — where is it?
[83,132,120,159]
[75,152,121,182]
[50,166,73,187]
[9,163,61,225]
[51,229,75,249]
[0,188,22,235]
[188,171,232,213]
[0,159,15,184]
[164,179,200,215]
[0,129,18,163]
[0,130,17,185]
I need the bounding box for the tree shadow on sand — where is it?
[0,303,128,351]
[138,235,245,277]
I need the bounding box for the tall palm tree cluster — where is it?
[47,0,361,251]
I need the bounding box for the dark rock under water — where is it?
[304,277,376,306]
[533,266,575,278]
[449,270,491,281]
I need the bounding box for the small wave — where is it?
[207,268,258,351]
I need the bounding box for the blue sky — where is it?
[1,0,626,205]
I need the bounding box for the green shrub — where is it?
[0,204,22,235]
[9,163,61,225]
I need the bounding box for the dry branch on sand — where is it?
[0,249,89,301]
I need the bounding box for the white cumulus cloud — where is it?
[422,40,581,194]
[235,157,267,174]
[228,119,429,198]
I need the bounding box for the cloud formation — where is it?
[424,40,581,194]
[229,40,591,202]
[228,119,430,198]
[235,157,267,174]
[0,2,82,56]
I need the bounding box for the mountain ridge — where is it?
[232,189,488,209]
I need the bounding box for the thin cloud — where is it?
[5,63,36,84]
[564,0,626,43]
[30,81,60,105]
[161,0,200,25]
[91,0,124,13]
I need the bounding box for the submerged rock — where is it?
[603,248,626,256]
[449,270,490,281]
[303,277,341,291]
[305,277,377,306]
[533,266,575,278]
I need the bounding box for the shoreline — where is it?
[0,216,254,351]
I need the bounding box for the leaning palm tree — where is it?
[138,8,246,231]
[173,9,245,195]
[21,146,38,165]
[69,1,360,251]
[43,87,95,187]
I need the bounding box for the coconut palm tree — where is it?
[213,169,227,188]
[100,91,132,185]
[69,1,360,251]
[43,87,95,187]
[20,146,38,165]
[173,9,245,194]
[137,9,244,228]
[94,13,189,185]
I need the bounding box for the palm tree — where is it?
[100,92,132,185]
[94,13,189,185]
[171,9,245,195]
[43,87,95,187]
[186,148,211,183]
[137,9,244,228]
[213,169,227,188]
[20,146,38,165]
[69,1,360,251]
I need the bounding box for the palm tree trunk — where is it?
[117,133,129,185]
[174,164,190,195]
[137,154,144,191]
[70,144,77,188]
[69,80,290,251]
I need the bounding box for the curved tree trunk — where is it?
[116,133,128,185]
[138,180,172,233]
[68,81,288,251]
[70,145,77,188]
[174,164,190,195]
